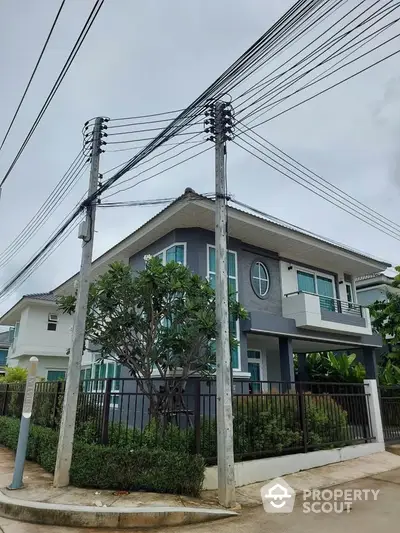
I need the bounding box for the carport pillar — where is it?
[297,353,308,382]
[363,346,378,380]
[279,337,295,389]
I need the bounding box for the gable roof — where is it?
[23,292,57,302]
[0,292,57,326]
[53,189,390,296]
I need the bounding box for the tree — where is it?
[0,366,28,383]
[295,352,366,383]
[369,291,400,345]
[369,291,400,385]
[58,258,247,419]
[391,266,400,288]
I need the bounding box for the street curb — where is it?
[0,490,237,529]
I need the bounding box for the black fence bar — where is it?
[0,378,374,464]
[380,386,400,442]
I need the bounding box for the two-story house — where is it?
[356,272,399,307]
[0,293,75,380]
[53,189,389,384]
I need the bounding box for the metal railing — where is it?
[380,386,400,442]
[284,290,363,317]
[0,378,374,464]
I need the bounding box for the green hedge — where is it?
[0,417,205,496]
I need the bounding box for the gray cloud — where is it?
[1,0,400,316]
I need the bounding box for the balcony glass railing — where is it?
[284,291,363,317]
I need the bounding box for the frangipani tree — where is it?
[58,257,247,418]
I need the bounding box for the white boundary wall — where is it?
[203,379,385,490]
[203,442,384,489]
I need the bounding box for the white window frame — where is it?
[154,242,187,266]
[296,267,337,299]
[247,349,263,378]
[91,360,121,408]
[207,244,241,371]
[47,313,58,331]
[251,261,270,297]
[247,349,268,393]
[345,282,353,302]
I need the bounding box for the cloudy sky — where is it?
[0,0,399,318]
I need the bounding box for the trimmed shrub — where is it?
[304,394,348,446]
[0,417,205,496]
[70,442,204,495]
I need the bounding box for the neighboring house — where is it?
[53,189,390,386]
[0,330,11,375]
[356,272,400,356]
[356,272,399,307]
[0,293,90,380]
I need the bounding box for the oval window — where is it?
[251,261,270,298]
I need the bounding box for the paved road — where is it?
[1,469,400,532]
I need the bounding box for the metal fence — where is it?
[0,378,374,464]
[380,386,400,442]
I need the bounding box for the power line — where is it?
[106,123,203,136]
[98,193,216,208]
[104,138,206,194]
[108,108,187,122]
[106,130,205,145]
[234,0,353,103]
[105,139,203,154]
[246,32,400,128]
[102,135,203,176]
[0,151,88,268]
[0,202,84,301]
[233,133,400,243]
[236,121,400,235]
[103,144,212,200]
[239,4,400,122]
[0,0,67,153]
[235,0,386,112]
[0,0,104,188]
[0,214,84,303]
[106,115,200,129]
[89,1,327,204]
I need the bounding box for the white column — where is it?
[364,379,384,444]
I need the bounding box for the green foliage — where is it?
[370,291,400,346]
[391,266,400,288]
[295,352,366,383]
[304,394,348,445]
[58,259,247,418]
[198,393,349,459]
[0,367,28,383]
[0,417,205,496]
[70,442,205,495]
[378,355,400,386]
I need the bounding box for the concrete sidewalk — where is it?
[0,447,235,529]
[1,446,400,528]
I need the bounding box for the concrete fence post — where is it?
[364,379,384,445]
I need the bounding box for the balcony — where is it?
[282,291,372,336]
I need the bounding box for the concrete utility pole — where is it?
[210,100,236,507]
[54,117,104,487]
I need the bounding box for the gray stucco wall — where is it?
[320,309,366,327]
[128,227,283,374]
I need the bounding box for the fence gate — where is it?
[380,386,400,443]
